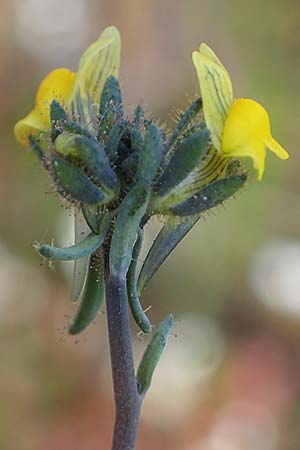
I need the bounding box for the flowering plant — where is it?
[14,26,288,450]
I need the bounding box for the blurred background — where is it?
[1,0,300,449]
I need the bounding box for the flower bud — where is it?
[55,132,119,199]
[47,155,105,204]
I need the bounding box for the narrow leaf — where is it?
[71,211,90,302]
[138,215,200,293]
[35,219,110,261]
[170,174,246,216]
[110,182,150,278]
[127,228,152,333]
[68,251,105,335]
[137,314,174,396]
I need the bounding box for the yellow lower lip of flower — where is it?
[14,68,75,146]
[14,26,121,147]
[221,98,289,180]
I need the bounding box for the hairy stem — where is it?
[104,254,142,450]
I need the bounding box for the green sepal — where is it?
[132,105,144,129]
[99,75,123,118]
[130,127,143,152]
[115,139,131,163]
[130,105,144,152]
[63,120,91,138]
[166,97,203,150]
[137,314,174,396]
[120,151,139,185]
[105,122,126,163]
[35,224,109,261]
[127,228,152,334]
[137,215,200,293]
[50,100,67,142]
[28,135,45,161]
[54,133,119,196]
[68,251,105,335]
[109,182,150,278]
[155,129,209,197]
[225,159,242,176]
[97,108,116,141]
[50,100,67,123]
[47,155,105,205]
[170,174,247,216]
[137,123,164,186]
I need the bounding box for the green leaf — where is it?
[71,211,90,302]
[127,228,152,334]
[170,174,246,216]
[35,218,110,261]
[110,182,150,278]
[137,314,174,396]
[68,251,105,335]
[137,215,200,293]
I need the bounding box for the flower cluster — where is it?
[14,26,288,335]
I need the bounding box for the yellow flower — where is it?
[192,43,289,179]
[14,26,121,147]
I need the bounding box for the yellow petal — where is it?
[199,43,232,78]
[222,98,289,179]
[69,26,121,124]
[192,43,233,150]
[14,110,48,147]
[14,68,75,146]
[266,136,289,160]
